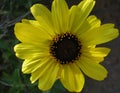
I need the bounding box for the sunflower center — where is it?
[50,33,81,64]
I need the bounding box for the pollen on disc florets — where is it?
[50,32,81,64]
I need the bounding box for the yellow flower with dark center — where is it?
[14,0,119,92]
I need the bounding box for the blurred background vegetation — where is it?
[0,0,120,93]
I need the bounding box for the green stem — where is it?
[42,90,50,93]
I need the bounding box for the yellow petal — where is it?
[38,61,59,90]
[68,5,78,31]
[87,15,101,29]
[80,24,119,45]
[22,58,41,74]
[14,22,52,45]
[78,56,108,80]
[30,4,50,22]
[82,47,110,57]
[22,56,50,74]
[86,56,104,63]
[14,43,49,59]
[52,0,69,33]
[76,15,101,35]
[22,19,55,37]
[30,4,56,34]
[80,47,110,63]
[60,63,84,92]
[30,58,54,83]
[89,47,110,57]
[71,0,95,33]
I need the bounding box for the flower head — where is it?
[14,0,119,92]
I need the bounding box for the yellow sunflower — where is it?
[14,0,119,92]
